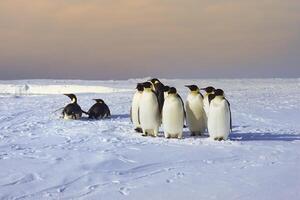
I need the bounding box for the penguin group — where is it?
[62,94,111,120]
[131,78,232,141]
[58,78,231,141]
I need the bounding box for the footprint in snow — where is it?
[166,172,185,184]
[118,155,137,164]
[119,187,130,196]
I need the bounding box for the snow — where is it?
[0,79,299,200]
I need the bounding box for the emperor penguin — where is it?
[130,83,144,133]
[207,89,232,141]
[139,82,161,137]
[185,85,207,136]
[200,86,215,117]
[162,87,185,139]
[163,85,170,99]
[149,78,165,113]
[62,94,84,120]
[87,99,111,119]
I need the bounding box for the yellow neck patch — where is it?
[191,91,199,95]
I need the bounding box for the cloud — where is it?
[0,0,299,79]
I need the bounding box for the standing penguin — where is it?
[87,99,111,119]
[185,85,207,136]
[162,87,185,139]
[200,86,215,117]
[149,78,165,113]
[62,94,84,120]
[207,89,232,141]
[131,83,144,133]
[139,82,161,137]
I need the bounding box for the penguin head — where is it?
[163,85,170,93]
[214,89,224,97]
[168,87,177,95]
[136,83,144,92]
[93,99,104,103]
[200,86,215,94]
[185,85,199,93]
[149,78,162,91]
[64,94,77,103]
[143,82,153,91]
[149,78,160,84]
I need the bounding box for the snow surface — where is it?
[0,79,300,200]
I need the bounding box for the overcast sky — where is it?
[0,0,299,80]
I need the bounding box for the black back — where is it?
[88,102,111,119]
[62,103,82,117]
[155,82,165,113]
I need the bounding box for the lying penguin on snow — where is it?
[62,94,110,120]
[86,99,111,119]
[62,94,86,120]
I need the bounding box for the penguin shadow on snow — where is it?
[110,114,130,119]
[182,130,209,139]
[68,114,130,121]
[230,126,300,142]
[153,130,209,139]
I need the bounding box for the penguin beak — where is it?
[64,94,71,98]
[185,85,192,90]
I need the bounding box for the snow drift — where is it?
[0,78,299,200]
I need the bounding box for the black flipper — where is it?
[106,104,111,117]
[81,110,89,115]
[155,83,165,113]
[53,106,65,114]
[177,94,186,124]
[226,98,232,131]
[130,106,133,123]
[200,92,204,98]
[137,107,141,124]
[151,90,161,113]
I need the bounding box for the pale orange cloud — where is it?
[0,0,299,79]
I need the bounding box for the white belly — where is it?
[131,92,142,128]
[162,96,184,137]
[63,114,81,120]
[203,95,210,117]
[185,94,206,133]
[207,98,231,140]
[139,92,160,131]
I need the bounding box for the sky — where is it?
[0,0,299,80]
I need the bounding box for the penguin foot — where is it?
[214,137,224,141]
[197,132,203,136]
[135,128,143,133]
[153,130,158,137]
[142,132,147,137]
